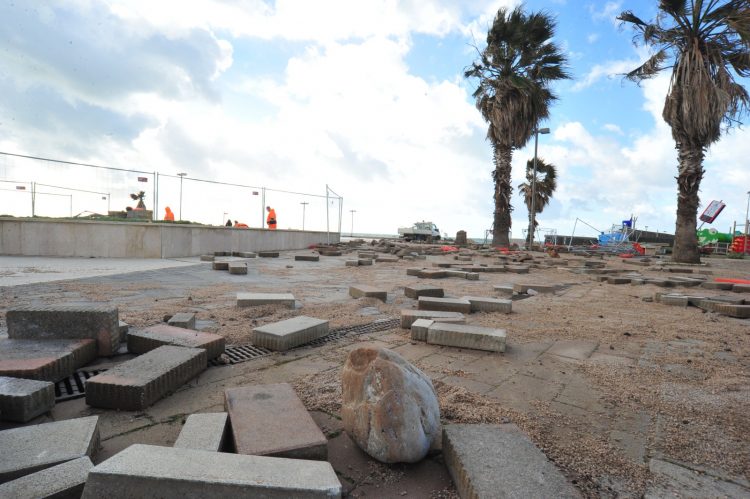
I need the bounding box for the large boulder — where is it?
[341,347,440,463]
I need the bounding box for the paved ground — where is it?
[0,249,748,498]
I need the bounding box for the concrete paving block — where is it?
[228,262,248,275]
[410,319,434,342]
[406,267,426,276]
[0,338,97,382]
[0,416,100,483]
[174,413,228,452]
[418,269,449,279]
[443,424,579,499]
[236,293,295,308]
[444,270,480,281]
[426,323,506,353]
[200,254,215,262]
[82,444,341,499]
[700,281,734,290]
[645,457,750,498]
[128,324,225,359]
[608,277,631,284]
[85,346,207,411]
[295,254,320,262]
[118,320,129,335]
[713,303,750,318]
[345,260,359,267]
[213,251,230,257]
[252,316,329,351]
[513,283,557,294]
[168,312,196,330]
[358,252,376,259]
[404,285,444,299]
[375,256,399,263]
[225,383,328,460]
[661,294,689,307]
[433,262,454,268]
[0,376,54,422]
[349,285,387,302]
[319,250,342,256]
[238,251,257,258]
[400,310,466,329]
[258,251,280,258]
[506,265,530,274]
[357,258,373,266]
[212,261,229,270]
[417,296,471,314]
[461,296,512,314]
[493,284,514,297]
[0,456,93,499]
[7,305,120,357]
[732,284,750,293]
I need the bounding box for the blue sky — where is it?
[0,1,748,240]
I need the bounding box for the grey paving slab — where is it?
[661,294,689,307]
[6,305,120,356]
[228,262,248,275]
[127,324,225,359]
[168,312,196,330]
[225,383,328,460]
[0,338,97,382]
[258,251,279,258]
[426,323,506,353]
[461,296,512,313]
[0,456,92,499]
[295,254,320,262]
[81,444,341,499]
[375,256,399,263]
[118,320,129,335]
[417,269,449,279]
[174,412,228,452]
[0,416,100,483]
[349,285,387,302]
[399,310,466,329]
[252,316,329,351]
[236,292,295,308]
[200,254,215,261]
[505,265,530,274]
[493,284,514,297]
[714,303,750,318]
[357,258,373,266]
[85,346,207,411]
[645,458,749,498]
[443,424,579,499]
[546,340,599,361]
[212,261,229,270]
[406,267,426,276]
[410,319,434,342]
[345,260,359,266]
[417,296,471,314]
[404,285,444,299]
[733,283,750,293]
[237,251,257,258]
[0,376,54,422]
[700,281,734,290]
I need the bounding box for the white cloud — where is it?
[590,1,622,25]
[571,58,639,91]
[587,33,599,44]
[603,123,623,134]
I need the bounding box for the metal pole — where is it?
[350,210,356,237]
[300,202,308,230]
[69,195,72,217]
[177,173,187,221]
[261,187,266,228]
[154,173,159,220]
[744,190,750,255]
[107,194,111,214]
[31,182,35,217]
[152,171,157,221]
[326,184,330,244]
[530,131,538,248]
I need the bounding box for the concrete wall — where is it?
[0,218,339,258]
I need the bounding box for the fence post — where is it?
[261,187,266,228]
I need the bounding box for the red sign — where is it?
[699,200,725,223]
[252,191,259,195]
[138,177,148,182]
[15,186,25,190]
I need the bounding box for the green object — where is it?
[697,228,733,245]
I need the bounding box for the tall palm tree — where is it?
[519,157,557,246]
[619,0,749,263]
[465,7,569,247]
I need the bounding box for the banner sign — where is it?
[137,177,148,182]
[699,200,725,223]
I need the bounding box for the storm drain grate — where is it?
[54,368,107,402]
[215,344,273,365]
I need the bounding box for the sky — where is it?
[0,0,749,240]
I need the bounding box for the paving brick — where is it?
[461,296,512,313]
[445,270,480,281]
[0,376,54,422]
[732,284,750,293]
[661,294,689,307]
[358,252,376,259]
[85,346,207,411]
[200,254,215,261]
[0,456,93,498]
[700,281,734,290]
[212,261,229,270]
[345,260,359,267]
[426,323,506,352]
[493,284,514,297]
[418,296,471,314]
[713,303,750,318]
[433,262,454,268]
[513,283,557,294]
[228,262,248,275]
[225,383,327,460]
[238,251,257,258]
[167,312,196,330]
[252,316,329,351]
[418,269,449,279]
[295,254,320,262]
[236,293,295,308]
[357,258,373,266]
[608,277,631,284]
[119,321,129,336]
[0,338,97,382]
[258,251,279,258]
[319,250,342,256]
[410,319,433,341]
[506,265,530,274]
[128,324,225,359]
[404,285,444,299]
[375,256,399,263]
[400,310,466,329]
[0,416,100,483]
[213,251,230,257]
[349,285,387,302]
[81,444,341,499]
[443,424,578,499]
[174,413,228,452]
[7,305,120,357]
[406,267,426,276]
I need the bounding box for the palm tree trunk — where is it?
[491,144,513,246]
[673,144,704,263]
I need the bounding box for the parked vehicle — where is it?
[397,221,441,241]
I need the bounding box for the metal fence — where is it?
[0,151,343,233]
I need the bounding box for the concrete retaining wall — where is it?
[0,218,339,258]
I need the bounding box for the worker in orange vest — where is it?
[234,220,249,228]
[266,206,277,230]
[164,206,175,221]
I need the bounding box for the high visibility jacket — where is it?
[267,209,277,228]
[164,207,175,221]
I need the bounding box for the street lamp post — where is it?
[177,173,188,221]
[350,209,356,237]
[300,202,309,230]
[744,190,750,255]
[529,127,550,249]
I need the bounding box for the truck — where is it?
[397,221,441,241]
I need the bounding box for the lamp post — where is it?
[350,209,356,237]
[300,201,309,230]
[744,190,750,255]
[177,173,188,221]
[529,127,550,249]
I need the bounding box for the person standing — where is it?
[163,206,175,221]
[266,206,277,230]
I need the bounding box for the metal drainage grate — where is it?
[54,368,107,402]
[212,344,273,366]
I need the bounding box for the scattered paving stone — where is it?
[460,296,512,313]
[7,305,120,357]
[86,346,207,410]
[228,262,248,275]
[505,265,530,274]
[212,261,229,271]
[213,251,230,257]
[174,413,228,452]
[608,277,631,284]
[406,267,426,276]
[295,254,320,262]
[237,252,257,258]
[0,416,100,483]
[700,281,734,290]
[236,293,295,308]
[258,251,279,258]
[732,284,750,293]
[417,269,449,279]
[410,319,434,342]
[493,284,514,297]
[644,458,750,497]
[0,376,54,422]
[404,285,444,299]
[661,295,689,307]
[400,310,466,329]
[0,338,97,382]
[167,312,196,330]
[375,256,399,263]
[358,252,376,259]
[443,424,578,499]
[319,250,342,256]
[200,254,215,262]
[81,444,341,499]
[345,260,359,267]
[713,303,750,318]
[349,285,387,302]
[433,262,454,268]
[417,296,471,314]
[0,456,93,498]
[357,258,373,266]
[225,383,327,460]
[252,316,329,351]
[128,324,225,359]
[445,270,480,281]
[426,323,506,352]
[118,321,129,335]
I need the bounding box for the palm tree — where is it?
[519,157,557,247]
[618,1,749,263]
[130,191,146,209]
[465,7,569,246]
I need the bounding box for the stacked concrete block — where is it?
[444,270,480,281]
[418,269,449,279]
[461,296,512,314]
[238,252,257,258]
[713,303,750,318]
[400,310,466,329]
[81,445,341,498]
[85,346,207,411]
[357,258,373,266]
[236,293,295,308]
[426,323,506,353]
[0,376,55,422]
[258,251,279,258]
[212,261,229,270]
[0,338,97,381]
[295,254,320,262]
[375,256,399,263]
[349,285,387,302]
[410,319,433,342]
[608,277,631,285]
[119,321,129,335]
[213,251,231,257]
[358,251,376,259]
[200,254,215,261]
[417,296,471,314]
[701,281,734,290]
[733,284,750,293]
[167,312,196,330]
[319,249,342,256]
[225,383,328,460]
[174,413,229,452]
[0,456,92,498]
[661,294,689,307]
[127,324,225,359]
[251,316,329,351]
[345,260,359,267]
[406,267,426,276]
[404,285,444,299]
[493,284,514,297]
[6,305,120,357]
[0,416,100,483]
